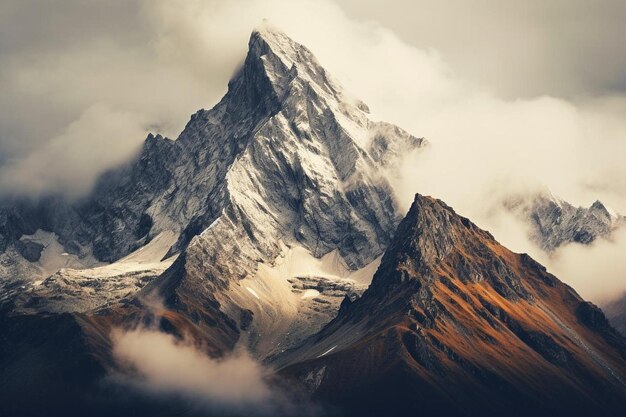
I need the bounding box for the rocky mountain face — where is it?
[276,194,626,417]
[505,191,625,252]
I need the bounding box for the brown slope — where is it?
[277,194,626,417]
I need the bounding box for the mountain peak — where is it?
[239,24,346,109]
[590,199,611,217]
[249,22,306,68]
[369,193,517,295]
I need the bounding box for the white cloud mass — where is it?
[111,328,271,404]
[110,325,322,416]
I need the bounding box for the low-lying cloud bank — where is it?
[547,227,626,304]
[110,326,318,416]
[112,329,270,404]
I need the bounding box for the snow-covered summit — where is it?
[247,24,342,94]
[247,24,367,113]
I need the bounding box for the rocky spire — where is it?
[369,194,529,300]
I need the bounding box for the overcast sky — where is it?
[337,0,626,99]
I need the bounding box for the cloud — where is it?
[110,326,327,416]
[111,328,271,405]
[0,104,146,196]
[0,0,231,195]
[107,293,320,416]
[336,0,626,99]
[547,227,626,305]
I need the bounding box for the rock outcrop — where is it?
[505,191,624,251]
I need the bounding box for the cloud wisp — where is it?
[108,296,319,417]
[111,328,272,407]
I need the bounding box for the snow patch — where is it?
[259,245,378,283]
[246,287,261,300]
[11,231,180,314]
[117,230,179,265]
[301,289,320,299]
[19,229,102,276]
[222,244,372,358]
[317,345,337,358]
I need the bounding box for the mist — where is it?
[109,325,320,416]
[106,294,314,416]
[112,329,271,405]
[337,0,626,99]
[549,227,626,304]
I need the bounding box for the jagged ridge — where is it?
[505,191,625,251]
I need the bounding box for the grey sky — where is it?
[337,0,626,99]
